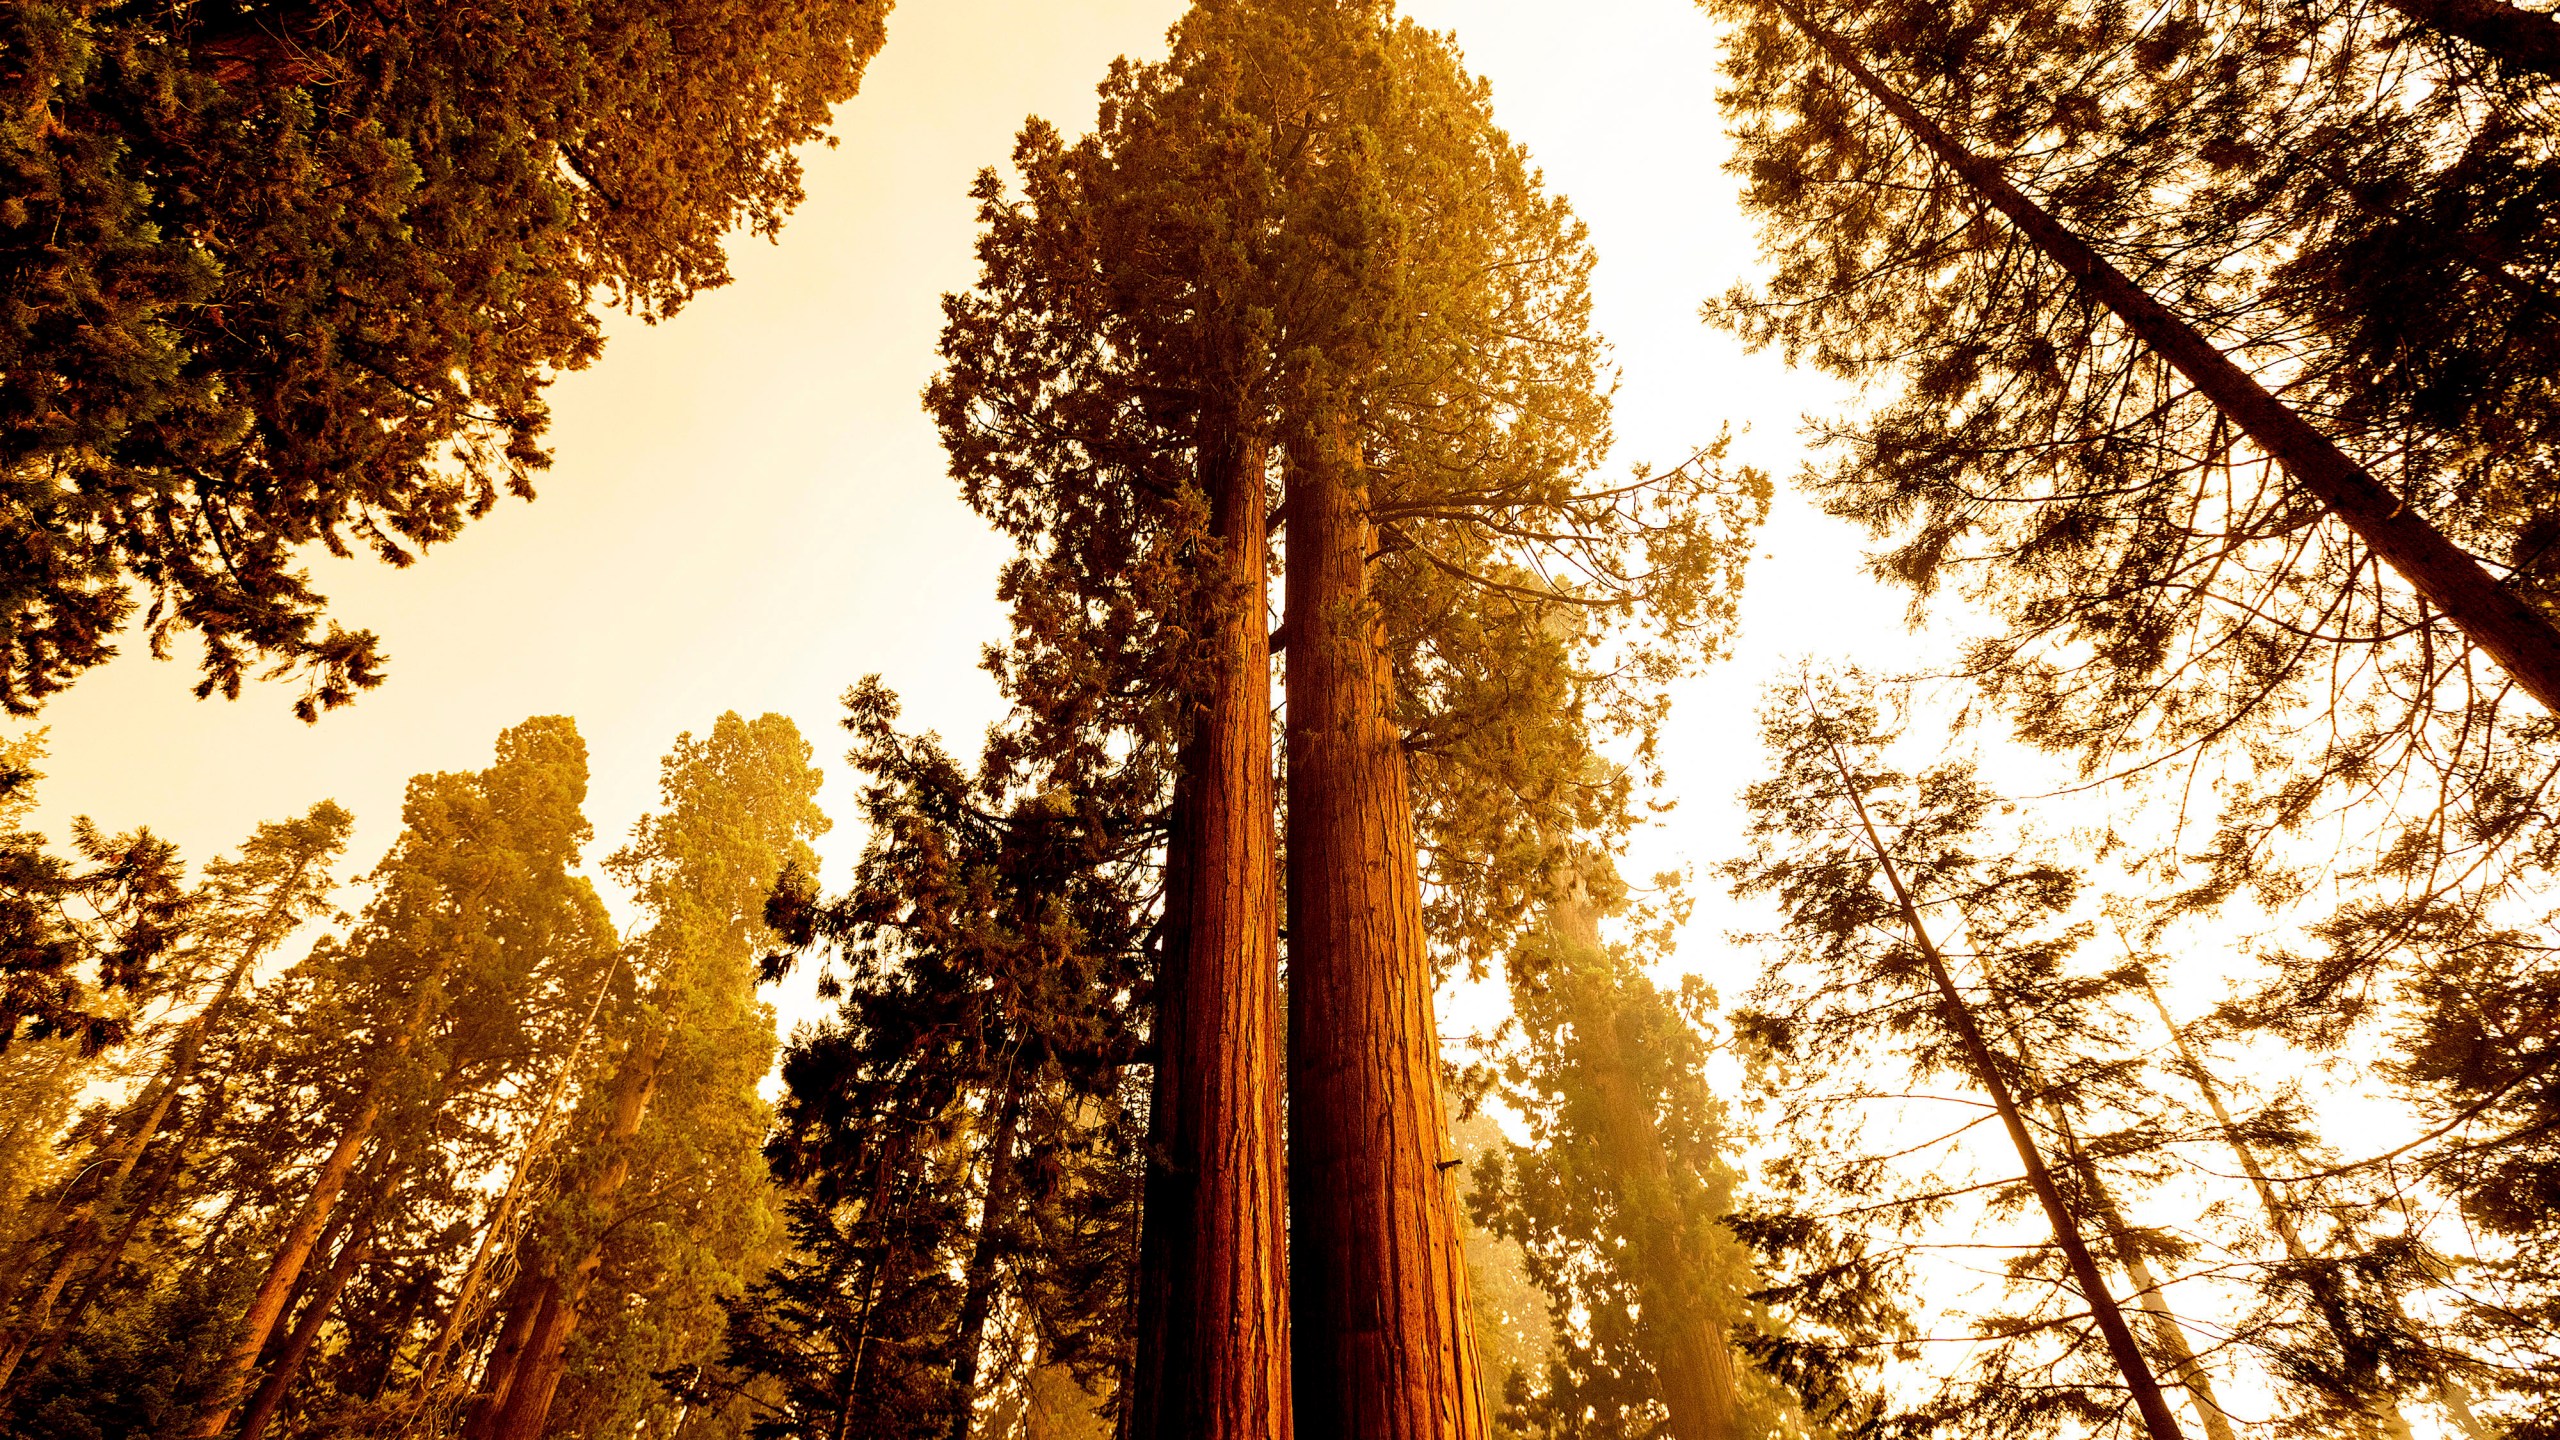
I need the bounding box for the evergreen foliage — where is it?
[0,0,893,715]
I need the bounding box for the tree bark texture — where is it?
[460,1267,548,1440]
[1819,731,2187,1440]
[235,1217,377,1440]
[2378,0,2560,76]
[1284,431,1488,1440]
[482,1025,672,1440]
[1767,0,2560,718]
[1547,879,1743,1440]
[1131,425,1291,1440]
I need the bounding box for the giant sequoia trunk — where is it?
[1547,879,1743,1440]
[1765,0,2560,716]
[1283,431,1487,1440]
[471,1025,672,1440]
[1130,421,1291,1440]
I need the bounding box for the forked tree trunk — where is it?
[461,1267,548,1439]
[1546,874,1743,1440]
[235,1214,379,1440]
[1283,427,1487,1440]
[1130,420,1291,1440]
[1766,0,2560,716]
[481,1025,673,1440]
[1816,726,2187,1440]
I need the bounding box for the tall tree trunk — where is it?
[0,867,309,1397]
[2142,988,2469,1439]
[235,1215,378,1440]
[14,1127,192,1389]
[185,962,448,1439]
[2376,0,2560,76]
[461,1267,549,1440]
[483,1025,674,1440]
[2042,1104,2240,1440]
[1546,872,1743,1440]
[948,1082,1028,1440]
[1764,0,2560,716]
[1816,726,2186,1440]
[1284,427,1487,1440]
[1131,421,1291,1440]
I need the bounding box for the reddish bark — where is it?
[236,1218,377,1440]
[185,965,449,1440]
[1283,432,1487,1440]
[1130,426,1292,1440]
[480,1025,671,1440]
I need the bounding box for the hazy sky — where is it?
[14,0,1922,1012]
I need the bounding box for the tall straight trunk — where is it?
[1765,0,2560,716]
[2042,1105,2240,1440]
[15,1130,192,1389]
[2142,988,2471,1439]
[185,961,449,1440]
[1283,428,1487,1440]
[1816,729,2186,1440]
[235,1214,378,1440]
[947,1082,1027,1440]
[483,1025,673,1440]
[461,1267,549,1440]
[0,864,312,1396]
[1131,421,1290,1440]
[1545,875,1743,1440]
[2376,0,2560,76]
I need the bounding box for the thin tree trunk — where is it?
[948,1082,1028,1440]
[1546,872,1743,1440]
[1284,426,1487,1440]
[1815,726,2186,1440]
[2376,0,2560,76]
[235,1216,377,1440]
[1131,421,1290,1440]
[2043,1105,2240,1440]
[484,1024,673,1440]
[1766,0,2560,716]
[185,961,448,1440]
[15,1128,192,1388]
[2142,987,2465,1438]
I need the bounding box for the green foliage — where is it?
[709,683,1148,1438]
[0,0,892,715]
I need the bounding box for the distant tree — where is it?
[1470,855,1767,1440]
[0,798,350,1398]
[0,0,894,715]
[461,712,828,1440]
[0,732,190,1056]
[181,715,616,1438]
[706,683,1148,1440]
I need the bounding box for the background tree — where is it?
[1470,854,1769,1440]
[461,711,827,1440]
[0,0,894,715]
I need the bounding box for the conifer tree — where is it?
[183,715,615,1438]
[462,711,827,1440]
[0,799,350,1398]
[0,0,893,714]
[1469,855,1763,1440]
[1728,675,2194,1440]
[709,683,1148,1440]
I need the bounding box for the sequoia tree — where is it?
[0,0,892,715]
[184,715,616,1437]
